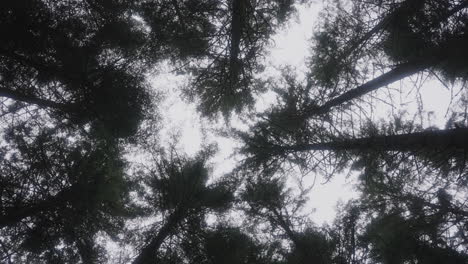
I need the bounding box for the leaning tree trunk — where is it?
[307,60,431,116]
[307,33,468,117]
[132,206,187,264]
[0,87,66,110]
[280,128,468,153]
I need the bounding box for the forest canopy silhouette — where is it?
[1,0,468,263]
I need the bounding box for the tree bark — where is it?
[280,128,468,153]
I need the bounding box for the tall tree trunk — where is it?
[132,206,186,264]
[229,0,245,84]
[280,128,468,153]
[307,59,431,116]
[0,87,66,110]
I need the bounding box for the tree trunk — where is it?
[308,28,468,117]
[132,207,186,264]
[307,60,430,116]
[0,87,66,110]
[229,0,245,83]
[281,128,468,153]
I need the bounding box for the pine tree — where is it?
[0,128,132,263]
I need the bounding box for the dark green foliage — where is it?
[363,214,468,264]
[187,0,299,118]
[0,127,132,263]
[287,229,335,264]
[0,0,300,133]
[203,226,264,264]
[1,0,468,263]
[131,150,235,264]
[179,224,286,264]
[328,202,364,264]
[148,152,234,213]
[241,173,341,264]
[330,121,468,263]
[139,0,218,60]
[0,0,154,139]
[311,0,468,89]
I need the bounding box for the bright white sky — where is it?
[150,1,459,226]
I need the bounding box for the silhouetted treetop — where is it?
[185,0,301,118]
[131,148,235,264]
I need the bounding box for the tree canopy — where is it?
[1,0,468,263]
